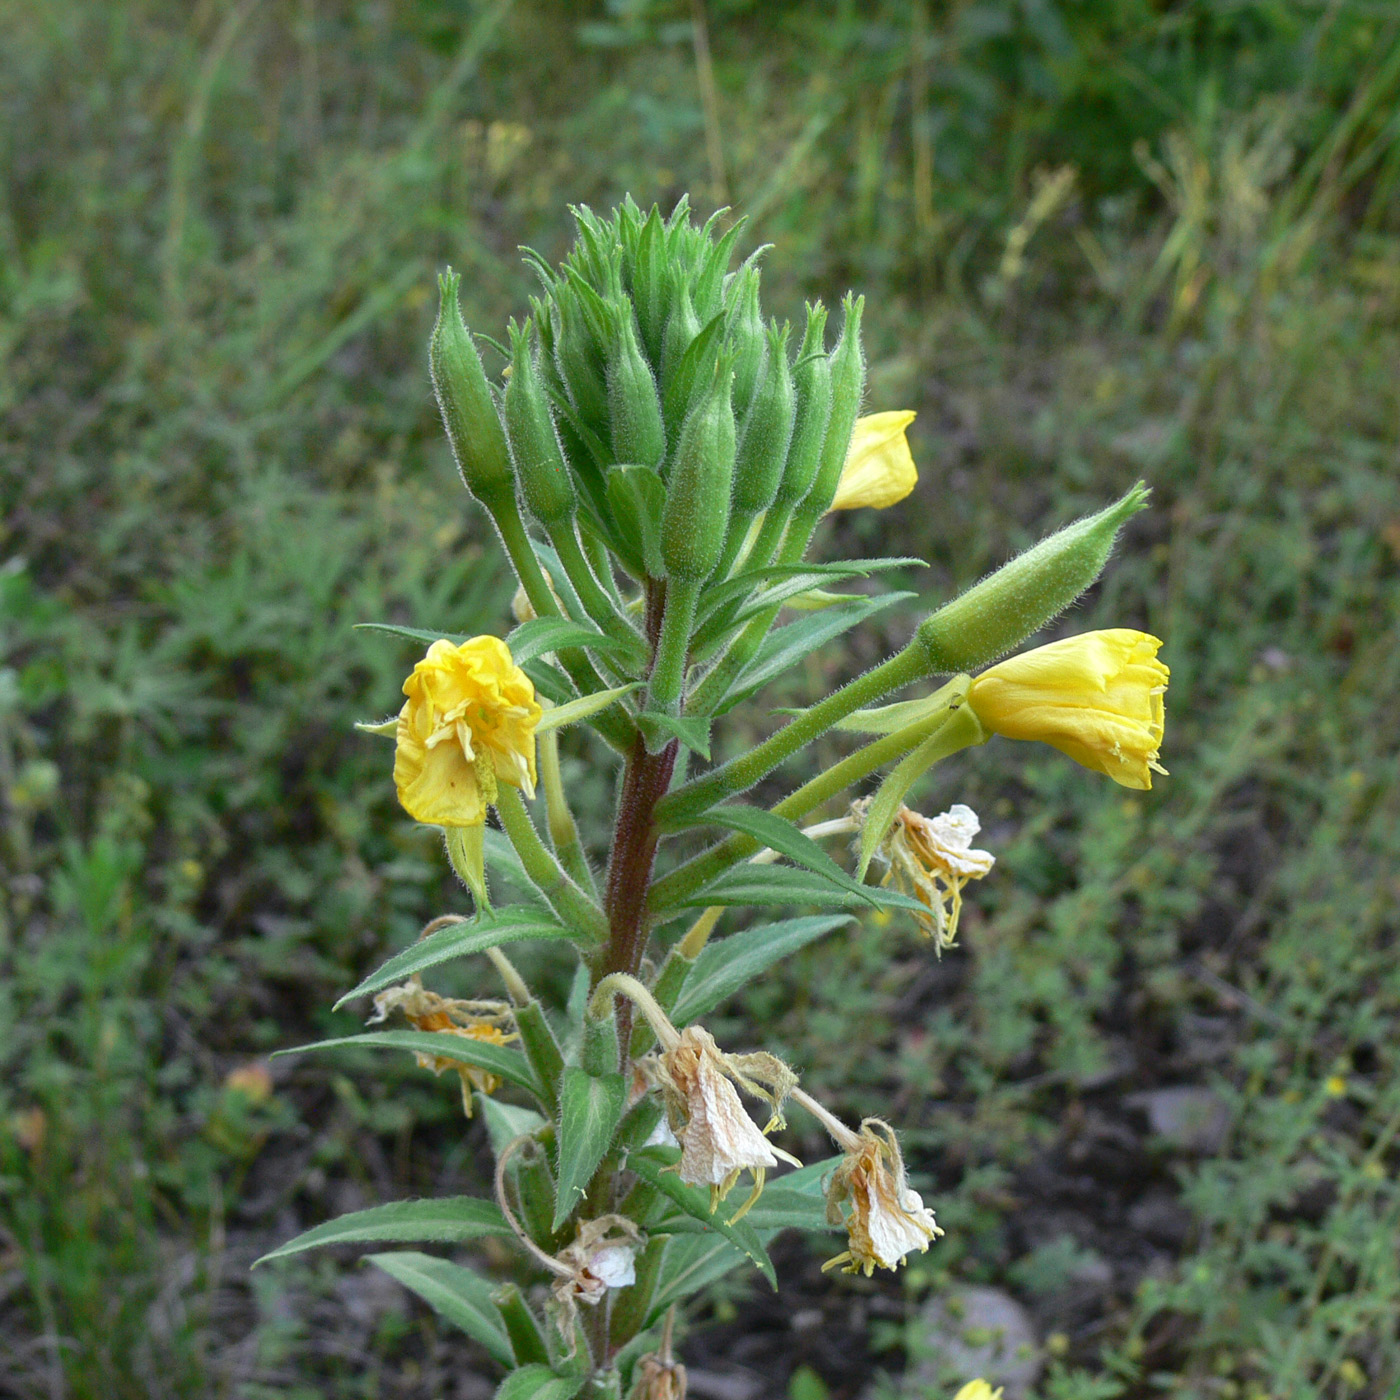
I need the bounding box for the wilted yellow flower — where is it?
[828,411,918,511]
[823,1119,942,1275]
[369,978,515,1117]
[967,629,1168,790]
[953,1384,1004,1400]
[649,1025,799,1215]
[861,801,995,953]
[393,636,541,826]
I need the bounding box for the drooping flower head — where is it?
[648,1025,799,1216]
[369,977,515,1117]
[823,1119,942,1276]
[858,800,995,954]
[967,629,1168,790]
[829,411,918,511]
[393,636,542,826]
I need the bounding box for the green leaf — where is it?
[522,658,578,706]
[495,1364,585,1400]
[505,616,629,666]
[741,1157,844,1233]
[335,909,576,1008]
[696,556,925,629]
[647,1236,750,1320]
[701,806,870,900]
[606,465,667,577]
[625,1147,776,1287]
[255,1197,511,1265]
[714,594,915,715]
[536,682,639,733]
[552,1067,628,1230]
[679,864,935,918]
[482,829,549,907]
[637,710,712,760]
[480,1096,548,1157]
[369,1252,513,1367]
[355,622,466,648]
[277,1030,541,1097]
[670,915,852,1025]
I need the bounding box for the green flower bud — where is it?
[661,358,736,581]
[726,260,768,420]
[660,281,701,402]
[429,269,514,505]
[630,203,669,367]
[771,303,832,510]
[798,293,865,517]
[731,320,795,517]
[916,482,1153,673]
[553,280,610,428]
[692,215,745,321]
[505,321,576,526]
[607,304,666,469]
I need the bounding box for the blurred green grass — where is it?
[3,2,1400,1397]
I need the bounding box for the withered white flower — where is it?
[823,1119,942,1276]
[552,1215,641,1311]
[368,977,515,1116]
[648,1025,800,1215]
[859,800,995,953]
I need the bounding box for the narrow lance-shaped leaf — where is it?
[335,909,577,1008]
[536,683,640,734]
[254,1197,510,1265]
[552,1067,628,1231]
[701,805,868,898]
[505,616,633,666]
[276,1030,541,1098]
[712,593,914,715]
[670,915,852,1026]
[625,1146,777,1287]
[369,1252,514,1368]
[494,1365,585,1400]
[677,864,934,918]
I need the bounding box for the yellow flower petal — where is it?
[967,629,1168,790]
[828,410,918,511]
[393,636,542,826]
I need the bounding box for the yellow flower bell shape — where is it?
[966,629,1168,790]
[828,411,918,511]
[393,636,542,826]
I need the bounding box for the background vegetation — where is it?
[3,1,1399,1397]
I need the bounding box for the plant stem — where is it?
[495,786,608,942]
[647,681,975,911]
[645,575,702,719]
[539,728,597,895]
[657,639,932,826]
[489,492,633,752]
[602,734,679,986]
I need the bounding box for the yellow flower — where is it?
[369,978,516,1117]
[393,636,541,826]
[953,1384,1004,1400]
[861,801,995,953]
[828,411,918,510]
[823,1119,942,1275]
[967,629,1169,790]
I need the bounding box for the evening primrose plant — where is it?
[258,199,1167,1398]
